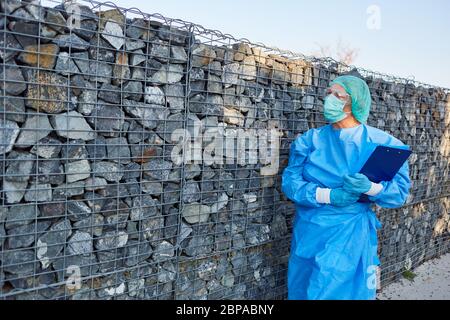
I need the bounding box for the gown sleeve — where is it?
[281,131,323,208]
[367,159,411,208]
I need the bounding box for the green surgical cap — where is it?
[331,75,372,124]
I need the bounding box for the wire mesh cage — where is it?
[0,0,449,300]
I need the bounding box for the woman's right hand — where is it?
[330,188,360,207]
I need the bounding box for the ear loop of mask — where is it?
[342,95,351,115]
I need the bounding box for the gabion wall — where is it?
[0,0,449,300]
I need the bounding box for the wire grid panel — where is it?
[0,0,449,300]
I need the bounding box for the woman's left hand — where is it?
[342,173,372,194]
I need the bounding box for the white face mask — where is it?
[323,94,351,123]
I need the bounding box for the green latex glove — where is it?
[330,188,360,207]
[343,173,372,194]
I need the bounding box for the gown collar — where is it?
[330,123,364,141]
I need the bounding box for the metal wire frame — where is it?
[0,0,448,300]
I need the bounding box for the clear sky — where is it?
[49,0,450,88]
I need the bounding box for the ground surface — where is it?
[377,252,450,300]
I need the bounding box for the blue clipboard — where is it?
[358,145,412,203]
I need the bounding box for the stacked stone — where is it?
[0,0,449,299]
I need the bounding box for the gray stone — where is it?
[5,204,40,230]
[140,213,164,242]
[0,64,26,95]
[144,86,165,105]
[142,159,173,181]
[5,151,35,183]
[53,181,85,197]
[86,137,107,160]
[156,112,185,143]
[207,74,222,94]
[101,21,125,50]
[3,180,27,204]
[182,203,210,224]
[130,49,146,66]
[125,240,153,266]
[221,273,235,287]
[123,162,141,180]
[123,99,169,129]
[36,219,72,269]
[72,51,90,75]
[163,83,185,112]
[150,39,170,62]
[98,83,121,104]
[30,136,62,159]
[52,34,90,50]
[222,63,240,87]
[140,181,162,196]
[131,67,145,81]
[2,0,22,15]
[53,253,98,280]
[130,195,159,221]
[152,240,174,262]
[123,81,143,101]
[2,249,36,275]
[36,159,64,185]
[95,230,128,251]
[0,31,22,61]
[157,261,176,283]
[6,221,51,249]
[246,223,270,245]
[184,235,213,257]
[88,102,125,136]
[16,114,52,148]
[271,214,288,239]
[67,200,92,222]
[182,181,201,203]
[125,39,146,51]
[0,96,26,123]
[126,18,151,39]
[0,120,20,154]
[96,250,125,273]
[24,183,52,202]
[44,8,66,33]
[171,46,188,63]
[106,137,131,164]
[189,94,223,116]
[92,161,123,182]
[158,25,189,45]
[197,261,218,281]
[67,231,93,256]
[54,52,80,75]
[88,35,115,60]
[185,164,201,179]
[239,56,257,80]
[76,83,97,115]
[61,140,88,161]
[89,61,113,83]
[52,111,96,141]
[178,222,193,245]
[106,199,133,224]
[84,177,108,191]
[148,64,184,84]
[65,159,91,183]
[73,214,104,237]
[191,44,216,67]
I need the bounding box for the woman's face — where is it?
[326,83,352,112]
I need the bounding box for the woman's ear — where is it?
[344,97,352,112]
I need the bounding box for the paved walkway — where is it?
[377,253,450,300]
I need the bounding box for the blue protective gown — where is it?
[282,123,411,300]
